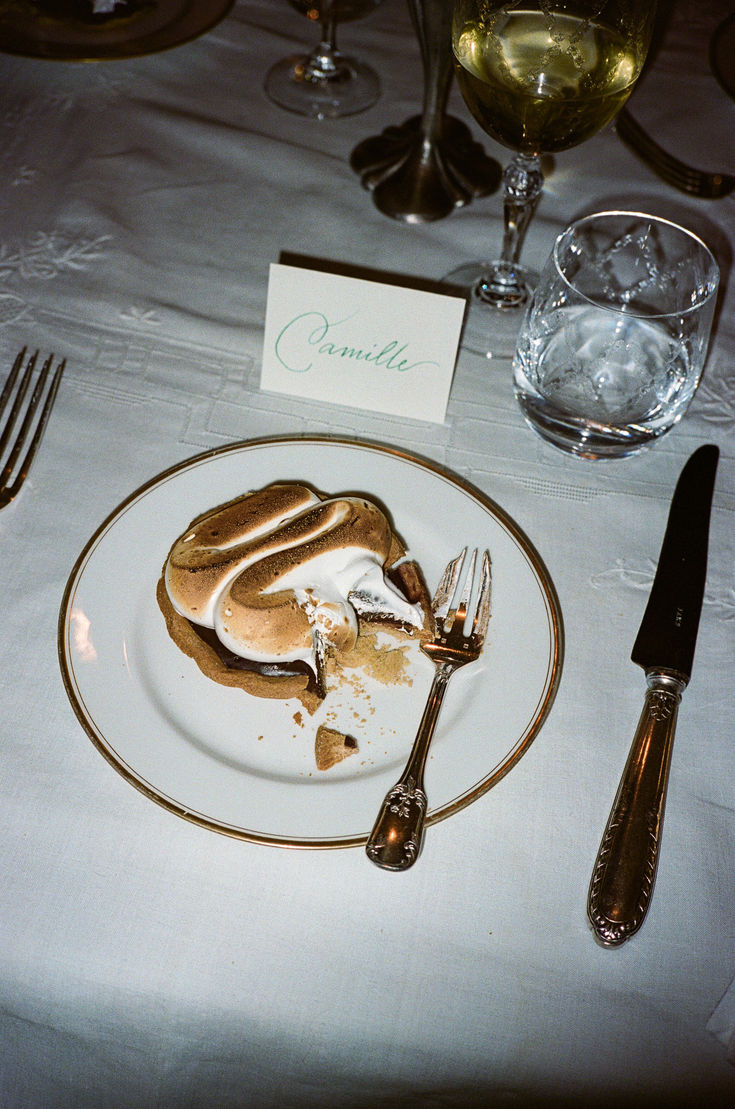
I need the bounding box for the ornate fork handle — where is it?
[365,659,454,871]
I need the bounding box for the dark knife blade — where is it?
[631,443,719,678]
[588,444,718,947]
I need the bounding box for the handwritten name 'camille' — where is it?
[275,311,439,374]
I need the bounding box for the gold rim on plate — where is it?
[58,435,564,849]
[0,0,234,61]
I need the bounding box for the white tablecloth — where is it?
[2,2,735,1106]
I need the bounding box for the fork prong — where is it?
[431,547,467,624]
[0,348,25,415]
[11,356,65,494]
[472,550,492,642]
[0,352,51,487]
[0,349,34,459]
[445,548,477,632]
[0,351,64,507]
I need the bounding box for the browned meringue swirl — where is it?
[164,483,423,675]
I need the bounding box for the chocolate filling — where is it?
[191,625,314,681]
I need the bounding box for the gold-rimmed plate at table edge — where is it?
[58,435,563,849]
[0,0,234,61]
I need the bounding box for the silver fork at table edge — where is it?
[0,350,66,510]
[366,547,492,871]
[0,348,65,510]
[616,106,735,199]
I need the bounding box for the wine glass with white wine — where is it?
[446,0,657,358]
[265,0,383,120]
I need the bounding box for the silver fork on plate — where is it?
[0,349,65,510]
[366,547,492,871]
[616,106,735,199]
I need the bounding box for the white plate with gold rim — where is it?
[0,0,234,61]
[59,436,563,848]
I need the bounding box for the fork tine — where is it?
[445,548,477,632]
[0,351,64,506]
[0,349,34,458]
[0,352,51,487]
[431,547,467,623]
[472,550,492,641]
[0,348,25,413]
[11,356,65,492]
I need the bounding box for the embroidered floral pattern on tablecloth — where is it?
[0,69,122,331]
[590,558,735,620]
[0,232,110,282]
[590,558,657,592]
[690,358,735,428]
[11,166,37,188]
[0,232,110,329]
[120,306,162,328]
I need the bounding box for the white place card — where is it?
[260,263,465,424]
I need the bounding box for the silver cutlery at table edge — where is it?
[588,444,719,946]
[0,349,65,510]
[366,546,492,871]
[616,106,735,199]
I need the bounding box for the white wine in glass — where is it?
[265,0,383,120]
[446,0,657,359]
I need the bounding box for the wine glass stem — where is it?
[500,153,544,265]
[322,15,338,53]
[304,18,342,82]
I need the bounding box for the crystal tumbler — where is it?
[512,211,719,459]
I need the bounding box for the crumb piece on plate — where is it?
[334,630,414,687]
[315,725,359,771]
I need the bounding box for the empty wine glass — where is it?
[265,0,383,120]
[445,0,658,358]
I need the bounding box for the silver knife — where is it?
[587,444,719,947]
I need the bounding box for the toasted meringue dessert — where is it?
[157,483,432,712]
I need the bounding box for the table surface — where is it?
[2,2,735,1106]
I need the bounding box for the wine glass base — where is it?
[443,260,538,360]
[350,115,502,223]
[264,54,380,119]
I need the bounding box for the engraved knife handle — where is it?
[365,664,450,871]
[587,670,687,947]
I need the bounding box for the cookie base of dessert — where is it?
[156,576,323,712]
